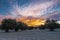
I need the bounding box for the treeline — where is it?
[0,18,60,32]
[38,19,60,31]
[0,18,30,32]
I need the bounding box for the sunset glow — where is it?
[0,0,60,27]
[16,17,46,26]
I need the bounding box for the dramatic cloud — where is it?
[0,0,58,19]
[0,0,59,26]
[8,0,57,18]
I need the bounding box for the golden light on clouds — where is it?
[26,19,45,27]
[16,17,45,27]
[0,0,58,27]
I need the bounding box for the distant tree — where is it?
[45,19,59,31]
[39,25,45,30]
[15,22,28,31]
[28,26,34,30]
[34,27,38,29]
[20,23,28,30]
[49,20,56,31]
[1,18,17,32]
[44,19,50,29]
[38,19,50,30]
[14,22,20,32]
[0,24,2,30]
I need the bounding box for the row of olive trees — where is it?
[0,18,40,32]
[0,18,60,32]
[38,19,60,31]
[0,18,29,32]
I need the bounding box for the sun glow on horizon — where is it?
[0,0,58,27]
[7,0,55,27]
[16,17,46,27]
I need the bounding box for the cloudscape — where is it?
[0,0,60,26]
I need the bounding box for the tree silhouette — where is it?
[39,25,45,30]
[45,19,51,29]
[19,22,28,30]
[14,22,24,31]
[45,19,59,31]
[0,24,1,29]
[28,27,34,30]
[14,21,28,31]
[1,18,17,32]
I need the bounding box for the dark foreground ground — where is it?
[0,29,60,40]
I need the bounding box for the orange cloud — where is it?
[0,0,58,26]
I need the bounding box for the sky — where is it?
[0,0,60,20]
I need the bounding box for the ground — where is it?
[0,29,60,40]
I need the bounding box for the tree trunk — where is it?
[14,28,19,32]
[5,29,9,32]
[50,28,54,31]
